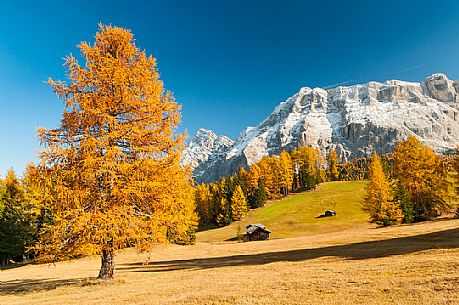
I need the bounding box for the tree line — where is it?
[195,136,458,229]
[194,147,342,227]
[364,136,457,226]
[3,136,457,265]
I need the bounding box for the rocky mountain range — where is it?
[182,73,459,183]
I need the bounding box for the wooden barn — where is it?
[245,224,271,241]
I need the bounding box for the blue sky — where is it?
[1,0,459,175]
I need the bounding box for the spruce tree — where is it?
[0,169,35,263]
[251,178,267,208]
[394,182,414,223]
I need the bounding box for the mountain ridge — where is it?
[182,73,459,183]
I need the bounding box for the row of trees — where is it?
[364,136,455,226]
[194,147,341,227]
[195,135,457,229]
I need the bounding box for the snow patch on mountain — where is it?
[182,73,459,183]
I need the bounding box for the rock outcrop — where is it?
[182,73,459,183]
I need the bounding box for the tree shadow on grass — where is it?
[118,227,459,273]
[0,277,85,295]
[1,227,458,295]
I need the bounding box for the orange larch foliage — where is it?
[364,153,403,226]
[393,136,449,220]
[279,151,293,196]
[33,24,197,279]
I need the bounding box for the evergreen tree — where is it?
[0,169,35,263]
[231,185,249,221]
[251,178,267,208]
[364,153,403,226]
[394,182,414,223]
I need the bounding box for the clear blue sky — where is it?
[1,0,459,176]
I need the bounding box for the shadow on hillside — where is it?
[0,278,84,295]
[1,227,458,295]
[119,227,459,273]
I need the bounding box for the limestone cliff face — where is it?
[182,73,459,183]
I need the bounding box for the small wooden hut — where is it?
[324,210,336,217]
[245,224,271,241]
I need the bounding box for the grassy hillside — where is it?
[198,180,370,242]
[2,180,458,304]
[1,218,458,305]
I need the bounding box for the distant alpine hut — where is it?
[245,224,271,241]
[324,210,336,217]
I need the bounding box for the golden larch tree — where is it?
[246,163,261,198]
[393,136,449,220]
[314,148,327,182]
[292,146,320,190]
[34,25,197,279]
[195,184,213,226]
[327,148,340,181]
[257,156,280,199]
[364,153,403,226]
[454,146,459,218]
[231,185,248,221]
[279,151,293,196]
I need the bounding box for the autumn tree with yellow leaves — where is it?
[454,147,459,218]
[393,136,449,221]
[326,148,340,181]
[231,185,248,221]
[246,163,261,198]
[194,184,214,226]
[279,151,294,196]
[33,25,197,279]
[364,153,403,226]
[291,146,322,191]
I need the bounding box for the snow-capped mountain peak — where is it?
[182,73,459,183]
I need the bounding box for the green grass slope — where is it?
[197,180,370,243]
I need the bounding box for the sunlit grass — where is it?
[1,180,458,305]
[198,181,369,241]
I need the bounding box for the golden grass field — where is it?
[1,181,458,305]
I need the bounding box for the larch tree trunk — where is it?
[98,250,115,280]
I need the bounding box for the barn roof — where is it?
[246,223,271,234]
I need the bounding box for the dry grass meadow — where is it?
[1,181,458,305]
